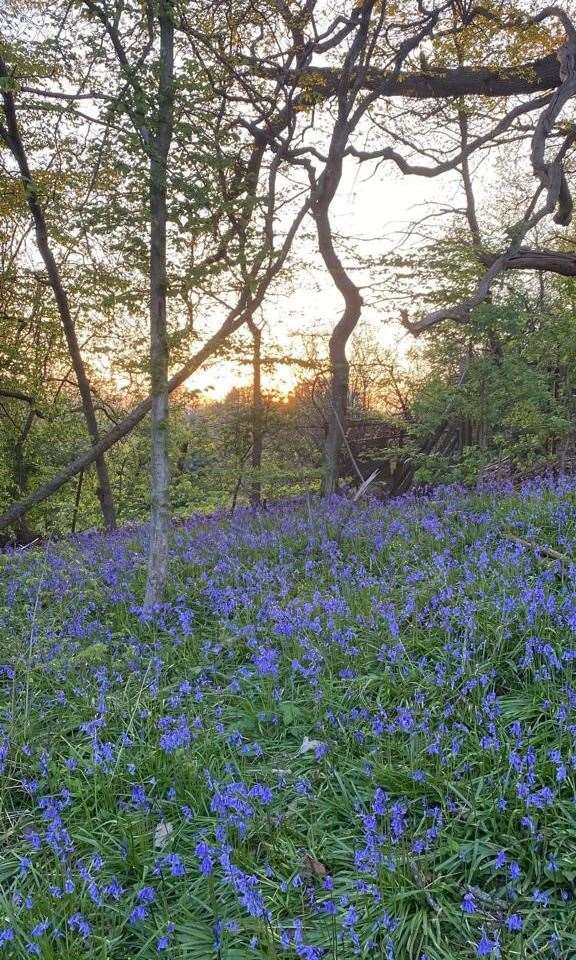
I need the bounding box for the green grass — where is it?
[0,480,576,957]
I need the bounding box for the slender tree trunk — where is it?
[305,4,371,496]
[230,444,253,514]
[458,111,482,250]
[0,57,117,530]
[33,230,117,530]
[12,407,38,544]
[314,204,363,495]
[247,319,263,507]
[71,469,84,533]
[175,441,189,476]
[144,2,174,606]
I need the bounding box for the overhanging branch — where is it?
[481,248,576,275]
[257,53,562,101]
[402,8,576,335]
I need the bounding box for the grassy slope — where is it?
[1,478,576,959]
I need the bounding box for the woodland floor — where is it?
[1,480,576,958]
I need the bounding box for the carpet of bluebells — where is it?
[2,478,576,959]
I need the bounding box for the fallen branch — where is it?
[505,532,572,565]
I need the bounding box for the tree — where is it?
[300,3,576,486]
[145,1,174,604]
[247,317,264,507]
[0,0,309,587]
[0,54,117,530]
[0,203,309,531]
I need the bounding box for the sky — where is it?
[190,157,459,400]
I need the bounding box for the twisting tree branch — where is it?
[402,7,576,335]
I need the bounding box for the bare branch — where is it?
[347,95,551,176]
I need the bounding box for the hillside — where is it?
[1,479,576,959]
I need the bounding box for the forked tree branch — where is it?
[402,7,576,335]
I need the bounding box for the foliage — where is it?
[395,289,576,486]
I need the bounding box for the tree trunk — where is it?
[144,2,174,606]
[305,1,370,495]
[0,57,117,531]
[314,206,363,495]
[33,230,117,530]
[12,407,38,544]
[458,111,482,250]
[248,319,263,507]
[71,469,84,533]
[324,344,349,496]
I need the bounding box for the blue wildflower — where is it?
[68,913,91,939]
[476,930,499,956]
[461,892,476,914]
[0,929,14,947]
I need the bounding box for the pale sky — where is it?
[190,158,460,400]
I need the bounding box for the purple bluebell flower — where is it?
[461,892,476,914]
[0,929,14,947]
[68,913,91,939]
[476,931,499,956]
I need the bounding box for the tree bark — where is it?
[247,318,263,507]
[310,117,365,494]
[11,407,38,543]
[458,110,482,249]
[273,52,562,102]
[0,56,117,531]
[71,469,84,534]
[480,249,576,275]
[144,2,174,606]
[316,205,363,494]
